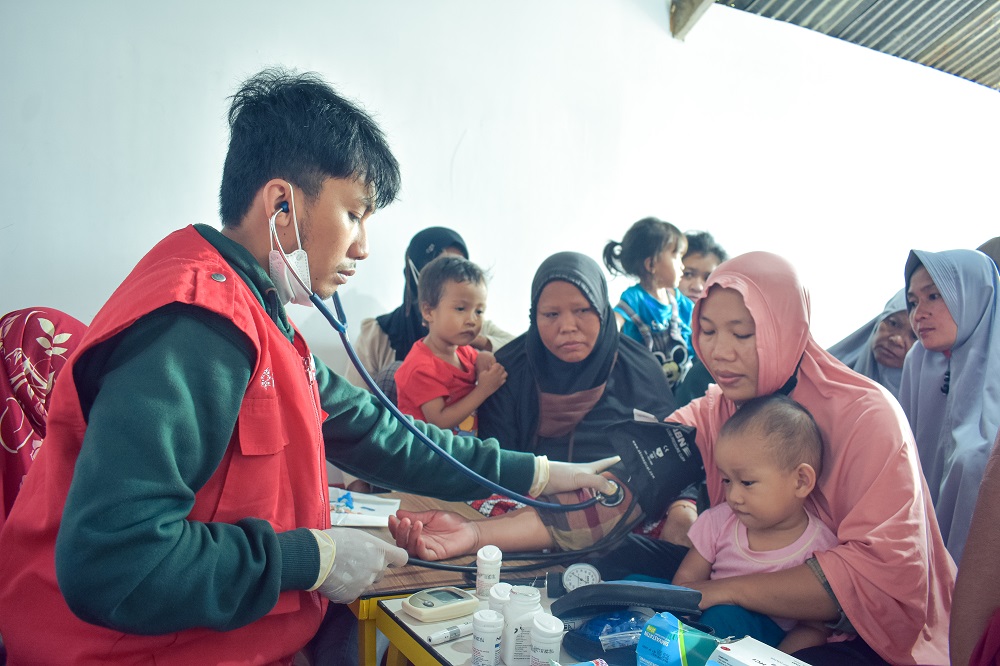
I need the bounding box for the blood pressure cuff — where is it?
[536,420,703,551]
[537,470,644,551]
[605,419,703,520]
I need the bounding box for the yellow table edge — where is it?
[376,599,448,666]
[351,592,412,666]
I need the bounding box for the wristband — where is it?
[308,529,337,592]
[528,455,550,497]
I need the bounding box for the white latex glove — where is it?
[315,528,409,603]
[544,455,621,495]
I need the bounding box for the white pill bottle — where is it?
[528,612,564,666]
[472,609,505,666]
[476,545,503,599]
[500,585,542,666]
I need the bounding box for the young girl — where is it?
[603,217,693,388]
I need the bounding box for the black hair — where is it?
[905,259,925,313]
[219,67,401,227]
[418,255,487,310]
[602,217,687,279]
[683,231,728,262]
[720,394,824,474]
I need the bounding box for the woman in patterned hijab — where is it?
[1,307,86,530]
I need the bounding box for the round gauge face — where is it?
[563,563,602,591]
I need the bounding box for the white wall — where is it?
[2,0,998,373]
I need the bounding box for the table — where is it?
[349,493,563,665]
[377,593,574,666]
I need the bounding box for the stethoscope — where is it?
[270,199,620,513]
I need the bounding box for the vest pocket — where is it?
[238,395,291,456]
[212,396,295,532]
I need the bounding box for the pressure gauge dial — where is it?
[562,562,602,591]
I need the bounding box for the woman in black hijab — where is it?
[390,253,700,563]
[479,251,676,462]
[345,227,513,392]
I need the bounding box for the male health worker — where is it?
[0,67,616,665]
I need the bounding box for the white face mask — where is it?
[268,183,313,306]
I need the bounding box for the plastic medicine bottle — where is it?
[472,609,505,666]
[528,613,564,666]
[476,545,503,599]
[500,585,542,666]
[488,581,512,615]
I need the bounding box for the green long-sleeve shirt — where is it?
[55,224,535,635]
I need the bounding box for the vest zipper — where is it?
[302,354,329,529]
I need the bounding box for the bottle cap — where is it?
[508,585,541,608]
[477,544,502,563]
[473,608,505,630]
[488,581,512,612]
[531,612,564,639]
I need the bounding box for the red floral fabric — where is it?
[0,308,86,529]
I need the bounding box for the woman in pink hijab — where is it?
[390,252,954,664]
[672,252,953,665]
[1,308,86,531]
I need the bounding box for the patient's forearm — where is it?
[473,508,554,553]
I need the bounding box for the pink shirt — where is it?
[689,503,839,631]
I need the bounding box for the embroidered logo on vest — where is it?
[260,367,273,389]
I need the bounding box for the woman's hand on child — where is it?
[684,578,737,610]
[389,509,480,561]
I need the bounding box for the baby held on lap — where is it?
[672,394,839,654]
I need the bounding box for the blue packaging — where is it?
[636,611,721,666]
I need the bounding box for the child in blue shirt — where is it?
[603,217,694,389]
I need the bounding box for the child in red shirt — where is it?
[395,255,507,435]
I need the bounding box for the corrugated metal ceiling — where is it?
[719,0,1000,91]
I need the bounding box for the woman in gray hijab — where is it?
[827,290,917,400]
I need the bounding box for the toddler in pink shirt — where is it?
[673,393,838,654]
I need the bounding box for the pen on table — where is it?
[426,620,473,645]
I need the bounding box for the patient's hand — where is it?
[659,500,697,548]
[389,509,479,561]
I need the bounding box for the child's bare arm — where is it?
[419,362,507,430]
[777,622,830,654]
[672,547,713,587]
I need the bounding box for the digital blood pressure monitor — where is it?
[401,586,480,622]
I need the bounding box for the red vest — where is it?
[0,227,330,665]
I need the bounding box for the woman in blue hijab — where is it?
[899,248,1000,563]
